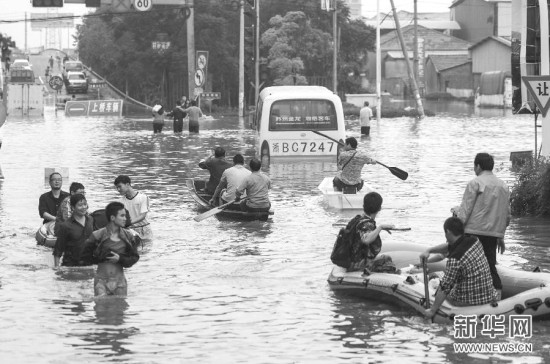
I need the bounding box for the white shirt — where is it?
[360,106,373,127]
[219,165,251,202]
[122,191,150,227]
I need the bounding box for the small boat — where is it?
[187,179,274,221]
[317,177,374,209]
[35,221,56,248]
[328,249,550,324]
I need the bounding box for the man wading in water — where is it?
[80,202,140,297]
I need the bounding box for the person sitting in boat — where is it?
[333,137,377,192]
[80,201,140,297]
[347,192,395,272]
[235,158,271,212]
[53,194,94,268]
[210,153,251,206]
[54,182,86,236]
[199,147,232,195]
[39,172,70,225]
[421,217,498,320]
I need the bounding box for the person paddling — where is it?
[333,137,376,192]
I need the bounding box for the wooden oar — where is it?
[311,130,409,181]
[193,198,246,222]
[422,257,431,309]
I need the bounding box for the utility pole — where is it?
[332,2,338,94]
[187,5,196,101]
[376,0,381,122]
[25,13,28,53]
[239,0,245,117]
[254,0,260,105]
[413,0,418,82]
[389,0,424,118]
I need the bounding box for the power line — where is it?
[0,6,189,25]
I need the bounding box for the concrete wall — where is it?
[344,93,392,108]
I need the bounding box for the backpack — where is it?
[330,215,365,268]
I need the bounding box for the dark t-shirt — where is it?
[53,215,94,266]
[38,190,70,224]
[199,157,232,194]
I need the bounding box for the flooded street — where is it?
[1,101,550,363]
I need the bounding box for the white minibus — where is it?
[251,86,346,160]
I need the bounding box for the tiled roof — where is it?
[380,24,471,51]
[427,54,471,72]
[468,36,512,50]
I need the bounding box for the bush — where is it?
[510,158,550,216]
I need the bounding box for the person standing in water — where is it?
[80,201,140,296]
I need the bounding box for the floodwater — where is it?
[0,100,549,363]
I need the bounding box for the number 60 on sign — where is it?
[133,0,152,11]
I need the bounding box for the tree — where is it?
[261,11,331,85]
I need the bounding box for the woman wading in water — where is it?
[81,202,140,296]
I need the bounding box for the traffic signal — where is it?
[32,0,63,7]
[244,26,255,61]
[85,0,101,7]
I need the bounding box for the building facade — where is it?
[450,0,512,43]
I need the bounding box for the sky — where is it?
[362,0,453,17]
[0,0,454,50]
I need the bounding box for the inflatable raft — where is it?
[328,250,550,324]
[35,221,57,248]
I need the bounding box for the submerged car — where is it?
[65,71,88,94]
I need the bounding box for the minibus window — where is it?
[269,100,337,131]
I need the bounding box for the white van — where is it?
[251,86,346,160]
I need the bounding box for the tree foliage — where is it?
[510,158,550,216]
[75,0,375,106]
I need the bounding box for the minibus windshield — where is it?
[269,99,337,131]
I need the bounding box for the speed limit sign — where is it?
[133,0,152,11]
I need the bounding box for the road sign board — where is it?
[194,69,204,87]
[133,0,152,11]
[200,92,220,99]
[89,81,106,89]
[65,101,89,117]
[522,76,550,117]
[65,100,123,117]
[49,76,64,90]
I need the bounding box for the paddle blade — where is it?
[193,207,224,222]
[389,167,408,180]
[193,198,243,222]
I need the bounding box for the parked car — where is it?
[11,59,32,69]
[63,61,83,76]
[65,71,88,94]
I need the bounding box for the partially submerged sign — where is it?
[522,76,550,117]
[65,100,123,117]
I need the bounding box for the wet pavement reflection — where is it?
[0,100,549,362]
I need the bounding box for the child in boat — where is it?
[421,217,498,319]
[80,201,140,297]
[347,192,395,272]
